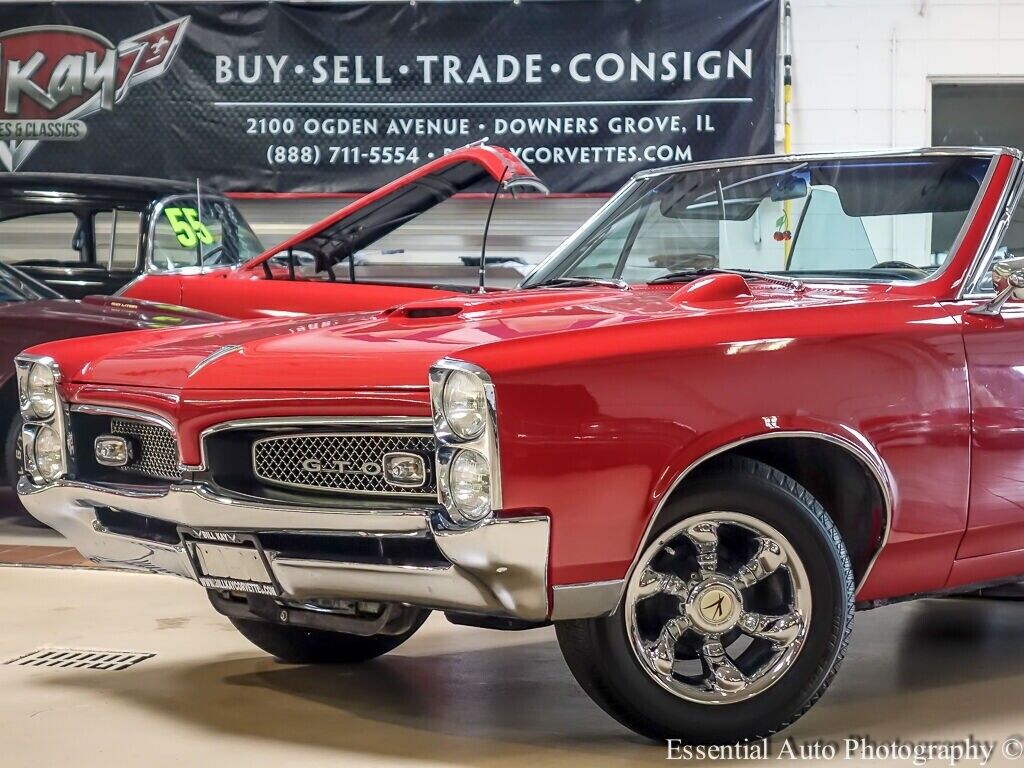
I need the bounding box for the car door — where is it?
[956,303,1024,558]
[955,197,1024,561]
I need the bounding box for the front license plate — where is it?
[182,531,279,596]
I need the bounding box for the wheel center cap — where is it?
[686,580,742,633]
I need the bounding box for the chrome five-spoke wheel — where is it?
[625,511,810,703]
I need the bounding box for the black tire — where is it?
[230,610,429,664]
[3,414,45,527]
[556,456,855,744]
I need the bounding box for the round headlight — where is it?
[27,363,57,419]
[448,449,491,523]
[442,370,487,440]
[33,424,65,482]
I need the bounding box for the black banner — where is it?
[0,1,779,193]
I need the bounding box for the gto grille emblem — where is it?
[301,458,382,476]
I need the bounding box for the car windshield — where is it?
[522,154,993,287]
[0,262,61,302]
[151,195,263,271]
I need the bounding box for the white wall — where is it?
[788,0,1024,152]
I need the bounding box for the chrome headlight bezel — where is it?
[429,359,502,527]
[23,423,64,483]
[441,369,487,440]
[15,355,69,485]
[25,363,57,419]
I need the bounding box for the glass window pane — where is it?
[0,212,86,265]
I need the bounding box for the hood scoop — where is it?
[394,305,463,319]
[668,273,753,306]
[385,303,465,323]
[385,289,598,324]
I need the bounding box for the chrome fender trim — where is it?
[550,580,624,620]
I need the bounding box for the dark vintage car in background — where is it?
[0,263,224,517]
[0,173,264,298]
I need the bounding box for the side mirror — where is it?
[970,256,1024,316]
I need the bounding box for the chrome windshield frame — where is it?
[145,192,263,275]
[522,147,1015,294]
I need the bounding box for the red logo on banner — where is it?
[0,17,189,170]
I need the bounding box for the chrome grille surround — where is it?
[110,417,182,481]
[252,432,437,497]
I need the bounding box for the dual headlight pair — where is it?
[430,361,501,527]
[16,357,67,484]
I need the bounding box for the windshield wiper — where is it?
[527,276,630,290]
[648,267,805,292]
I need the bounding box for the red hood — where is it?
[245,144,546,271]
[36,278,890,392]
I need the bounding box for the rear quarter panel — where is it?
[463,297,971,602]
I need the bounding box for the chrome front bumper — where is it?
[19,478,551,622]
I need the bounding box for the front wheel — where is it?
[556,456,855,744]
[230,610,429,664]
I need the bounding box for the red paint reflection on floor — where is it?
[0,546,94,567]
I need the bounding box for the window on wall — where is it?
[934,83,1024,293]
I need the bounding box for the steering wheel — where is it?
[871,260,926,273]
[201,245,231,266]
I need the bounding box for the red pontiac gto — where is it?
[17,147,1024,744]
[120,143,547,318]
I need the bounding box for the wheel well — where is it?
[0,375,17,484]
[683,436,887,587]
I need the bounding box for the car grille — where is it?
[252,433,436,497]
[110,417,183,481]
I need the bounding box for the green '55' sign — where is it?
[164,207,214,248]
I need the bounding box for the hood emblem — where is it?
[188,344,242,378]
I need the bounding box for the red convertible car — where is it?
[120,144,547,318]
[17,147,1024,744]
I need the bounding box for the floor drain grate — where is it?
[5,648,155,671]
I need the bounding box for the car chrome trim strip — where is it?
[189,416,435,472]
[604,431,895,616]
[70,404,176,433]
[18,476,437,533]
[632,145,1014,182]
[550,579,625,620]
